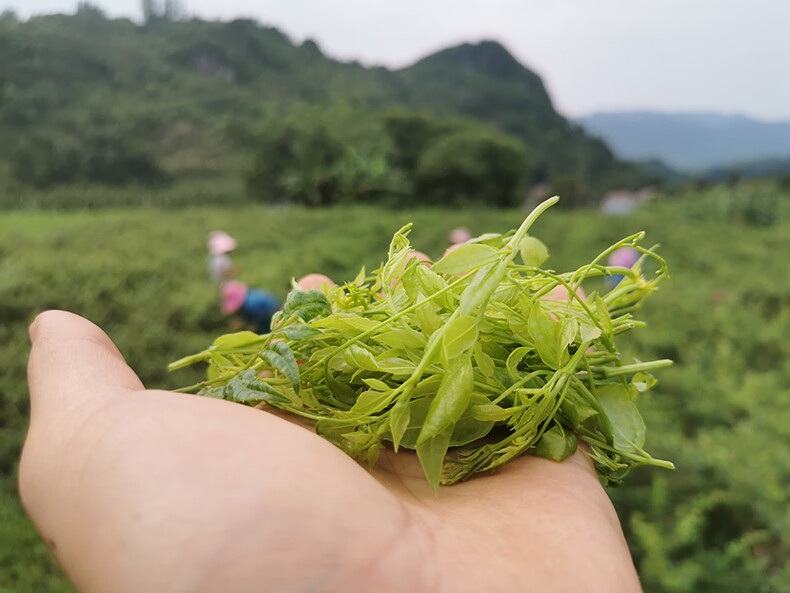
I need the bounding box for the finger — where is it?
[27,310,144,419]
[567,441,599,479]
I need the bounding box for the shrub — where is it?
[11,132,168,188]
[415,128,527,207]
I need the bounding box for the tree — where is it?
[245,122,400,207]
[244,120,345,206]
[415,129,528,207]
[76,2,105,17]
[142,0,184,23]
[382,111,440,173]
[163,0,185,20]
[237,104,401,207]
[0,8,19,22]
[142,0,156,23]
[11,128,168,188]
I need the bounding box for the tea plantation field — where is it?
[1,199,788,592]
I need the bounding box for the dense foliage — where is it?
[414,127,527,207]
[680,184,781,227]
[173,199,673,490]
[230,103,531,207]
[1,191,788,591]
[0,12,646,206]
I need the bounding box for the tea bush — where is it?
[0,199,788,592]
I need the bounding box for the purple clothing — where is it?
[606,247,640,290]
[608,247,640,269]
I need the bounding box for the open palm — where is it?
[20,311,641,593]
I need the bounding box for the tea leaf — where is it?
[343,344,385,372]
[389,396,411,450]
[533,422,577,461]
[417,427,453,493]
[417,265,452,309]
[506,346,534,380]
[529,304,561,369]
[282,289,332,322]
[560,391,598,428]
[417,355,474,444]
[415,301,442,335]
[211,331,265,352]
[520,236,549,267]
[431,243,499,275]
[278,325,322,340]
[450,395,496,446]
[473,342,496,378]
[579,322,602,343]
[352,389,396,415]
[259,342,301,393]
[442,315,479,364]
[374,329,427,350]
[362,377,391,391]
[597,383,646,453]
[472,402,514,422]
[223,370,290,404]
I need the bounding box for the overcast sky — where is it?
[5,0,790,121]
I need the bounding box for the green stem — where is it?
[459,196,559,318]
[570,232,645,288]
[593,359,673,378]
[491,370,551,405]
[579,434,675,470]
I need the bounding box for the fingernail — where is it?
[28,313,45,344]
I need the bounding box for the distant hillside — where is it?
[577,111,790,172]
[0,11,643,203]
[399,42,634,189]
[703,156,790,182]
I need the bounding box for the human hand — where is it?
[19,311,642,593]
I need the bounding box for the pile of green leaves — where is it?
[171,197,673,490]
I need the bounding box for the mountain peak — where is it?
[406,40,536,83]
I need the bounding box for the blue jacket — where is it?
[242,289,281,333]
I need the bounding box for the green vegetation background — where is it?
[1,194,788,592]
[0,12,645,207]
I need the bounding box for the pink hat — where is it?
[544,284,588,303]
[221,281,248,314]
[407,251,432,265]
[608,247,640,269]
[208,231,237,255]
[296,273,336,291]
[390,251,432,288]
[449,227,472,245]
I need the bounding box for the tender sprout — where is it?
[171,197,673,491]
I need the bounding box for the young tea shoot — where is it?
[171,197,674,491]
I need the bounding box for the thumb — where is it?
[27,310,144,421]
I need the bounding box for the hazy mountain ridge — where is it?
[577,111,790,171]
[0,11,642,194]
